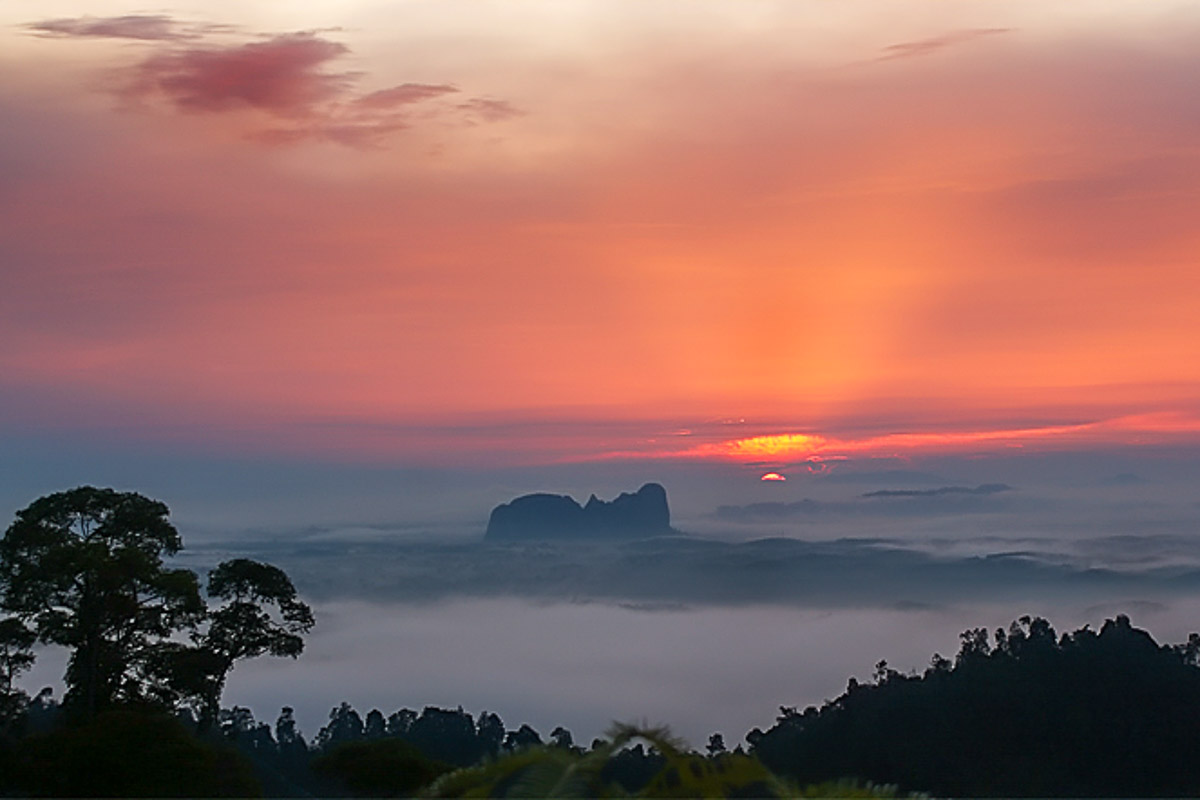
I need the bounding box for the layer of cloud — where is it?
[132,34,353,117]
[713,485,1020,523]
[861,483,1013,499]
[174,530,1200,610]
[458,97,525,122]
[878,28,1012,61]
[28,15,193,41]
[356,83,459,109]
[27,17,518,147]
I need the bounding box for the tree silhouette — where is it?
[184,558,314,723]
[313,737,451,796]
[317,702,366,749]
[0,488,313,727]
[422,722,884,799]
[365,708,387,740]
[550,725,576,750]
[0,487,205,716]
[12,709,260,796]
[749,615,1200,796]
[0,617,36,725]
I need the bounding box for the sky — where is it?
[4,0,1200,474]
[5,0,1200,745]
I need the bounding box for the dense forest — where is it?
[6,488,1200,797]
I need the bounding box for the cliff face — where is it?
[485,483,670,541]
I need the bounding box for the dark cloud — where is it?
[131,34,353,117]
[861,483,1013,499]
[878,28,1012,61]
[28,15,191,41]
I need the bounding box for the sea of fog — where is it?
[13,449,1200,747]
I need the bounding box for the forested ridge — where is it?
[749,614,1200,797]
[6,488,1200,797]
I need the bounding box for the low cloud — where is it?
[714,500,833,522]
[356,83,460,109]
[861,483,1013,499]
[174,531,1200,611]
[713,484,1017,523]
[28,15,194,41]
[878,28,1012,61]
[458,97,525,122]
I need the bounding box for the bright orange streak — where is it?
[833,421,1099,455]
[692,433,825,459]
[597,412,1200,464]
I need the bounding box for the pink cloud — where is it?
[24,18,518,147]
[251,120,410,148]
[114,33,516,145]
[132,34,353,117]
[355,83,459,109]
[458,97,524,122]
[28,15,190,41]
[878,28,1012,61]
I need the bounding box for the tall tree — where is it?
[1,489,314,723]
[0,487,204,716]
[186,558,315,723]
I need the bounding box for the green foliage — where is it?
[424,743,605,798]
[9,709,261,797]
[313,736,453,796]
[423,722,906,799]
[770,778,926,798]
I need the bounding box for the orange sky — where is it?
[2,2,1199,466]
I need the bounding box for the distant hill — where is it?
[485,483,671,541]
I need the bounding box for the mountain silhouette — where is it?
[485,483,671,541]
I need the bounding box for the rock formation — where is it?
[485,483,670,541]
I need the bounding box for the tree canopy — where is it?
[748,615,1200,797]
[0,487,204,715]
[0,487,313,722]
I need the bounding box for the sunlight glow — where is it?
[718,433,825,458]
[597,412,1200,466]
